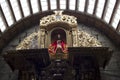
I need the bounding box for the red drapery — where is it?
[48,40,68,55]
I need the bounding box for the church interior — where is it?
[0,0,120,80]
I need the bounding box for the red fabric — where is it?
[48,40,68,54]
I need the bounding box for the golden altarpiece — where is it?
[3,11,113,80]
[38,11,78,48]
[38,11,78,59]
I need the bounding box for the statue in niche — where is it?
[48,34,68,55]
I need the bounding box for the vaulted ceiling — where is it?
[0,0,120,52]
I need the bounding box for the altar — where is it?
[3,11,113,80]
[3,47,112,80]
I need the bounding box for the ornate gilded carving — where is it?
[39,11,78,48]
[16,29,102,50]
[39,29,45,48]
[72,30,78,47]
[16,11,102,50]
[16,32,38,50]
[40,11,77,28]
[77,30,102,47]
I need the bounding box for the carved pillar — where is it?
[38,29,45,48]
[45,31,48,48]
[72,29,78,47]
[66,30,72,47]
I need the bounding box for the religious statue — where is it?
[48,34,68,55]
